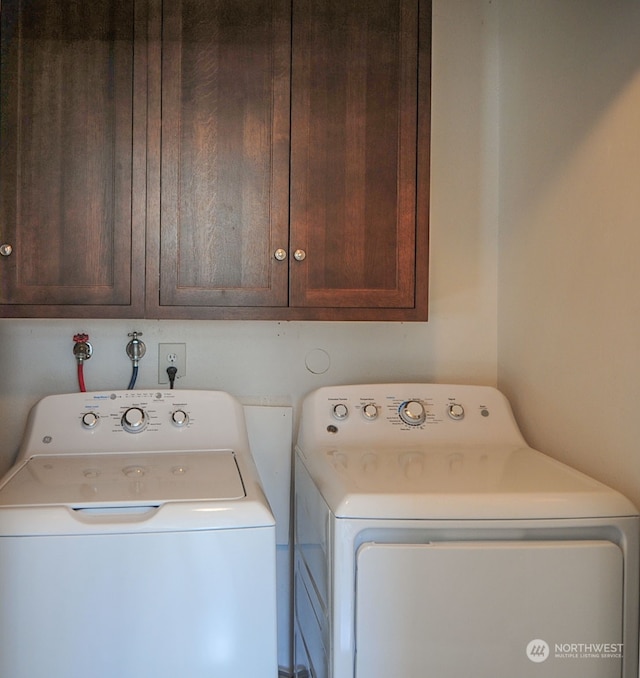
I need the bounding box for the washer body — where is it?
[293,384,639,678]
[0,390,278,678]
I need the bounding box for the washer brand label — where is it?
[526,639,623,662]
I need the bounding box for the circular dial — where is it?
[171,409,189,427]
[332,403,349,420]
[448,403,465,420]
[121,407,148,434]
[81,412,99,429]
[362,403,378,420]
[398,400,426,426]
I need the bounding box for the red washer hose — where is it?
[77,362,86,393]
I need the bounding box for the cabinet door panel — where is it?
[290,0,424,311]
[0,0,142,313]
[158,0,290,308]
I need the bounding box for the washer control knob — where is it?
[81,411,99,429]
[121,407,148,434]
[399,400,426,426]
[332,403,349,420]
[448,403,465,420]
[171,409,189,427]
[362,403,378,420]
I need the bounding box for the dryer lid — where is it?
[0,450,245,509]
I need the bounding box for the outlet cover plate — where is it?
[158,343,186,384]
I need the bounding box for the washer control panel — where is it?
[77,394,195,435]
[299,384,526,447]
[17,390,248,458]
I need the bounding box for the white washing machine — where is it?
[293,384,640,678]
[0,390,278,678]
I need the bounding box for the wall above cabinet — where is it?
[0,0,431,321]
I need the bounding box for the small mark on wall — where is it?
[305,348,330,374]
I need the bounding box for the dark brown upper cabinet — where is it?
[147,0,292,313]
[288,0,430,320]
[0,0,147,317]
[1,0,431,321]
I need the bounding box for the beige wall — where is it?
[497,0,640,507]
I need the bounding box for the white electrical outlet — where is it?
[158,343,186,384]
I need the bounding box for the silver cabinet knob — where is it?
[294,249,306,261]
[0,244,13,257]
[274,248,287,261]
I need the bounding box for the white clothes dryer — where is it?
[0,390,278,678]
[293,384,639,678]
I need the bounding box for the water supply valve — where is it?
[126,331,146,366]
[72,333,93,363]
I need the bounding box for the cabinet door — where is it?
[153,0,291,311]
[0,0,145,317]
[289,0,429,319]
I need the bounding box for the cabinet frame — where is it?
[147,0,431,321]
[1,0,430,321]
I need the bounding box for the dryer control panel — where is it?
[299,384,527,448]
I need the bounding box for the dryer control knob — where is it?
[332,403,349,420]
[399,400,426,426]
[448,403,465,420]
[362,403,378,420]
[121,407,148,433]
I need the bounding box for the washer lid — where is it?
[0,450,245,509]
[298,444,638,520]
